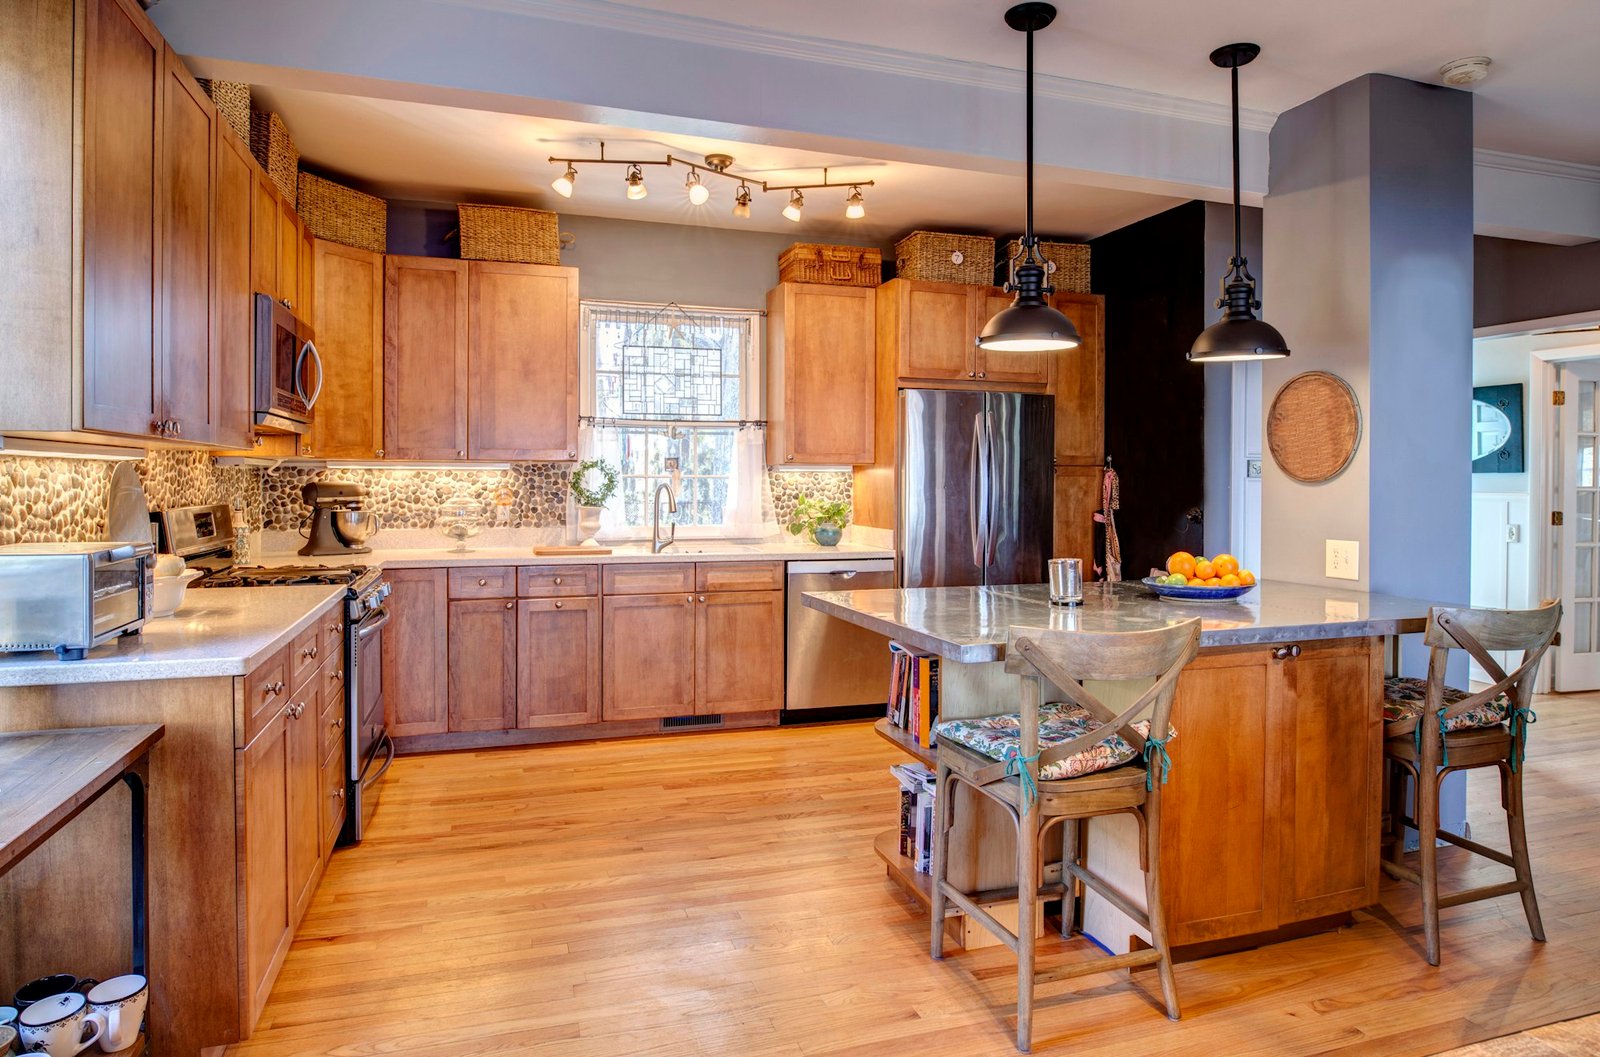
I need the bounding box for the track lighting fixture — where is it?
[551,164,577,198]
[845,185,866,220]
[783,189,804,223]
[733,183,752,219]
[625,164,647,200]
[685,170,710,205]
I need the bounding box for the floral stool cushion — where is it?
[1382,676,1509,732]
[934,702,1171,781]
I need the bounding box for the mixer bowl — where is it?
[331,509,380,547]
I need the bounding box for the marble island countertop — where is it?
[255,537,894,569]
[0,585,346,686]
[802,579,1442,663]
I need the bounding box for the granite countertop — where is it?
[255,538,894,569]
[802,580,1440,663]
[0,585,346,686]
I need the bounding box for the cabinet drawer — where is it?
[449,566,516,598]
[321,748,346,848]
[602,563,695,595]
[319,654,346,718]
[320,610,346,657]
[696,561,783,592]
[242,645,291,747]
[289,622,326,690]
[319,692,347,765]
[518,564,598,598]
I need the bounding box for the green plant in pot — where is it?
[569,459,619,544]
[786,494,850,547]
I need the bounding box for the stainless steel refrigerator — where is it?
[899,389,1055,588]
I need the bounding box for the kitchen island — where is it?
[804,579,1440,957]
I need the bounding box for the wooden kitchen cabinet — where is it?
[448,598,519,732]
[468,261,579,460]
[252,171,280,302]
[694,590,783,714]
[877,278,1053,387]
[383,567,450,737]
[212,122,257,450]
[1052,292,1105,464]
[766,282,876,465]
[285,674,323,924]
[307,240,385,459]
[239,697,292,1032]
[1052,465,1101,576]
[518,597,601,728]
[602,593,697,722]
[384,256,469,460]
[972,288,1054,386]
[299,222,316,326]
[277,195,302,316]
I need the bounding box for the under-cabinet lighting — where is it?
[0,436,146,461]
[324,461,515,472]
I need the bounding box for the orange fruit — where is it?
[1220,573,1241,587]
[1193,559,1216,580]
[1206,577,1223,586]
[1187,576,1206,587]
[1238,569,1256,586]
[1166,551,1196,578]
[1212,553,1239,576]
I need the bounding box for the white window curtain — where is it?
[724,425,779,540]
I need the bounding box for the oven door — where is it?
[345,600,393,843]
[253,293,322,434]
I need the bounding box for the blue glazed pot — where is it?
[810,523,843,547]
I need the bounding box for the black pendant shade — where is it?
[1189,42,1289,363]
[977,3,1081,355]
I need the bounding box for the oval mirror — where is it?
[1472,399,1513,461]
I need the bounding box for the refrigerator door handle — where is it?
[970,412,986,569]
[986,407,1000,568]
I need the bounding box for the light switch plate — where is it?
[1325,539,1360,580]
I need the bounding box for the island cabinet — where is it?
[765,282,876,466]
[306,240,385,459]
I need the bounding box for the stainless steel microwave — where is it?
[253,293,322,434]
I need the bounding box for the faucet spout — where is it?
[652,482,678,553]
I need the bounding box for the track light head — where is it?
[625,164,647,200]
[551,164,577,199]
[782,189,804,223]
[844,185,866,220]
[685,170,709,206]
[733,183,752,219]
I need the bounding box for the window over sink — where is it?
[580,301,772,538]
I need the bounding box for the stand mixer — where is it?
[300,482,380,556]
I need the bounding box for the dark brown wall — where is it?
[1476,236,1600,328]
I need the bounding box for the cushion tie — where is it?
[1414,709,1453,767]
[1002,747,1041,811]
[1509,705,1537,772]
[1142,737,1173,791]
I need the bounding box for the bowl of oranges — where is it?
[1141,552,1258,602]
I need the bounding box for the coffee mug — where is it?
[11,977,89,1014]
[16,993,103,1057]
[85,977,146,1052]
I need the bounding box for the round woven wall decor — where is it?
[1267,371,1362,483]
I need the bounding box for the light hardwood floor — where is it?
[228,694,1600,1057]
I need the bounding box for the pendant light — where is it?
[1188,43,1290,363]
[977,3,1081,355]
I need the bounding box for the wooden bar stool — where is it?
[928,619,1201,1053]
[1380,601,1560,966]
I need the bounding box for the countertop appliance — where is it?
[300,482,379,557]
[785,558,895,712]
[165,504,393,845]
[899,388,1054,588]
[0,542,155,660]
[254,292,321,434]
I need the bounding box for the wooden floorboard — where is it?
[226,693,1600,1057]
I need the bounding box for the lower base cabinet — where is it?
[285,674,323,924]
[694,590,783,715]
[602,593,697,722]
[448,598,518,732]
[240,704,291,1028]
[518,597,601,727]
[384,568,450,737]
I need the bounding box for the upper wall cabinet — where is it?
[308,240,385,460]
[878,278,1053,388]
[384,256,469,460]
[766,282,876,466]
[212,123,257,450]
[1052,292,1105,466]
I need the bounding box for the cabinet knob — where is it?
[327,622,340,633]
[553,576,562,585]
[554,601,563,609]
[786,454,795,463]
[504,601,514,610]
[977,371,986,379]
[333,716,344,730]
[333,787,345,801]
[567,450,576,458]
[264,680,285,697]
[376,449,385,458]
[328,666,340,679]
[1272,644,1302,661]
[968,371,976,378]
[280,298,292,310]
[173,419,183,436]
[303,645,318,659]
[457,450,466,458]
[477,578,488,586]
[698,595,707,603]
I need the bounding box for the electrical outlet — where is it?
[1325,539,1360,580]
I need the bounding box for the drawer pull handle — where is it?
[553,576,562,585]
[302,645,318,659]
[333,787,345,801]
[478,578,488,586]
[698,595,707,603]
[333,716,344,730]
[554,601,563,609]
[327,622,340,634]
[264,680,285,696]
[1272,644,1302,661]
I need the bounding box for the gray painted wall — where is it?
[1200,202,1262,556]
[1475,236,1600,329]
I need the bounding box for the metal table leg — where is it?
[122,760,150,977]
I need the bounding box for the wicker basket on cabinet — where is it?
[894,231,995,285]
[777,244,882,287]
[297,173,388,254]
[457,204,563,265]
[249,110,299,205]
[1000,238,1091,293]
[196,78,251,142]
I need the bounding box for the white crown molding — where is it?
[1474,148,1600,185]
[439,0,1277,132]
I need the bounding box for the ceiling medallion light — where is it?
[782,189,804,223]
[845,185,866,220]
[733,182,752,219]
[551,163,577,198]
[685,169,710,205]
[976,2,1081,355]
[625,164,648,200]
[1188,42,1290,364]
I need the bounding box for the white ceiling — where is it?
[253,87,1185,240]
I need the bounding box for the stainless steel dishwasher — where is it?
[785,558,896,711]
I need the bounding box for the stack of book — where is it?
[887,641,941,748]
[890,762,937,873]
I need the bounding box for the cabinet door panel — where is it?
[467,262,578,460]
[518,598,600,728]
[299,224,315,327]
[1053,466,1100,577]
[898,281,974,381]
[1053,294,1105,464]
[82,0,161,436]
[276,198,300,315]
[384,256,469,460]
[1161,650,1280,945]
[694,591,783,715]
[1276,639,1383,922]
[251,173,278,301]
[286,676,321,923]
[240,706,290,1029]
[382,568,449,737]
[602,594,695,721]
[448,599,518,732]
[974,290,1053,386]
[159,48,216,442]
[308,241,384,459]
[770,283,875,464]
[212,126,255,449]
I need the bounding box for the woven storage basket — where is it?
[1001,239,1091,294]
[249,110,299,206]
[777,244,882,287]
[894,231,995,285]
[457,204,562,264]
[196,78,250,142]
[297,172,387,254]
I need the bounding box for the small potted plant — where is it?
[786,494,850,547]
[569,458,619,544]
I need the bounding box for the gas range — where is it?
[196,563,381,591]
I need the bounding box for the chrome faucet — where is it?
[651,482,677,553]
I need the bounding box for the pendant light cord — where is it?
[1231,63,1242,265]
[1025,25,1036,248]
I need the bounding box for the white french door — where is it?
[1554,359,1600,690]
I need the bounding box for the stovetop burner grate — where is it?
[197,564,373,588]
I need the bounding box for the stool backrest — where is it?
[1419,601,1561,725]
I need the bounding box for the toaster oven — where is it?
[0,542,156,660]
